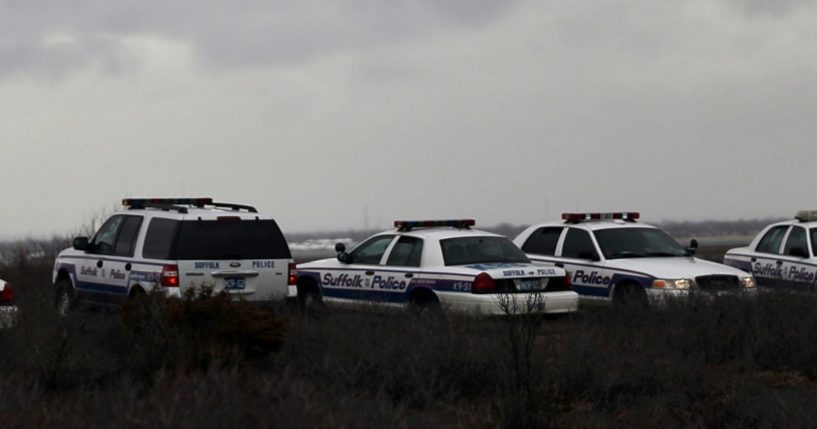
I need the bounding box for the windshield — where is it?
[440,236,530,266]
[594,227,689,259]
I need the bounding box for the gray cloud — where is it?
[0,0,514,77]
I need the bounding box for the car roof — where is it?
[376,227,503,241]
[114,206,272,221]
[529,220,660,232]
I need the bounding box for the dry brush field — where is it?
[2,244,817,428]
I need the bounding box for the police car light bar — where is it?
[394,219,476,231]
[795,210,817,222]
[561,212,640,223]
[123,198,213,208]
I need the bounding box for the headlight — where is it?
[651,278,692,290]
[740,276,756,288]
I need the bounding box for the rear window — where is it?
[143,218,291,260]
[440,236,529,266]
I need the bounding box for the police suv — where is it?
[723,211,817,289]
[0,279,16,328]
[52,198,296,314]
[513,213,756,304]
[296,219,579,315]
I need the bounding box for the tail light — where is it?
[471,272,497,294]
[0,283,13,304]
[288,262,297,286]
[161,264,179,287]
[563,273,572,289]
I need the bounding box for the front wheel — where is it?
[613,283,648,308]
[55,278,75,317]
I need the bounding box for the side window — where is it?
[113,216,143,257]
[386,236,424,267]
[143,218,180,260]
[784,226,808,257]
[811,228,817,258]
[756,226,788,254]
[521,227,563,256]
[561,228,599,260]
[351,235,395,265]
[89,216,126,255]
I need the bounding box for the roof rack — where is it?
[122,198,257,214]
[394,219,475,231]
[211,201,258,213]
[562,212,640,224]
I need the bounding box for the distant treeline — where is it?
[286,217,787,244]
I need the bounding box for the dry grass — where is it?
[2,247,817,428]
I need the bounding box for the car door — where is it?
[382,236,424,303]
[521,226,565,265]
[320,235,397,303]
[556,228,611,297]
[748,225,789,287]
[77,215,143,304]
[779,226,816,288]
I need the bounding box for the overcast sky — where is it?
[1,0,815,239]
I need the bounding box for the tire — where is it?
[613,282,648,308]
[409,289,441,314]
[297,279,325,316]
[55,278,75,317]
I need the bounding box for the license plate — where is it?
[225,277,246,290]
[516,278,545,291]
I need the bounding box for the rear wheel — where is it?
[409,289,441,314]
[55,278,75,317]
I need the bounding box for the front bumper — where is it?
[0,306,18,328]
[436,291,579,316]
[646,287,758,305]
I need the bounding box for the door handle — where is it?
[125,263,132,271]
[404,273,414,278]
[97,260,103,268]
[555,263,565,268]
[750,257,756,262]
[365,271,375,275]
[776,260,783,265]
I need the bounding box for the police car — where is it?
[0,279,16,328]
[513,213,756,304]
[723,211,817,290]
[52,198,296,314]
[296,219,579,315]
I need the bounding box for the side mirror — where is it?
[687,239,699,256]
[335,242,352,264]
[790,246,809,258]
[337,252,352,264]
[73,237,89,251]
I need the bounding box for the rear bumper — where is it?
[436,291,579,316]
[0,306,18,328]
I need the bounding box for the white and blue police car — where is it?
[0,279,16,328]
[724,211,817,290]
[52,198,297,314]
[513,213,756,305]
[296,220,579,315]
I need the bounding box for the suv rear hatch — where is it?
[172,217,293,301]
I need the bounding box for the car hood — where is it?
[605,257,752,279]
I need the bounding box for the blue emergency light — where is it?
[394,219,476,231]
[562,212,639,223]
[122,198,213,208]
